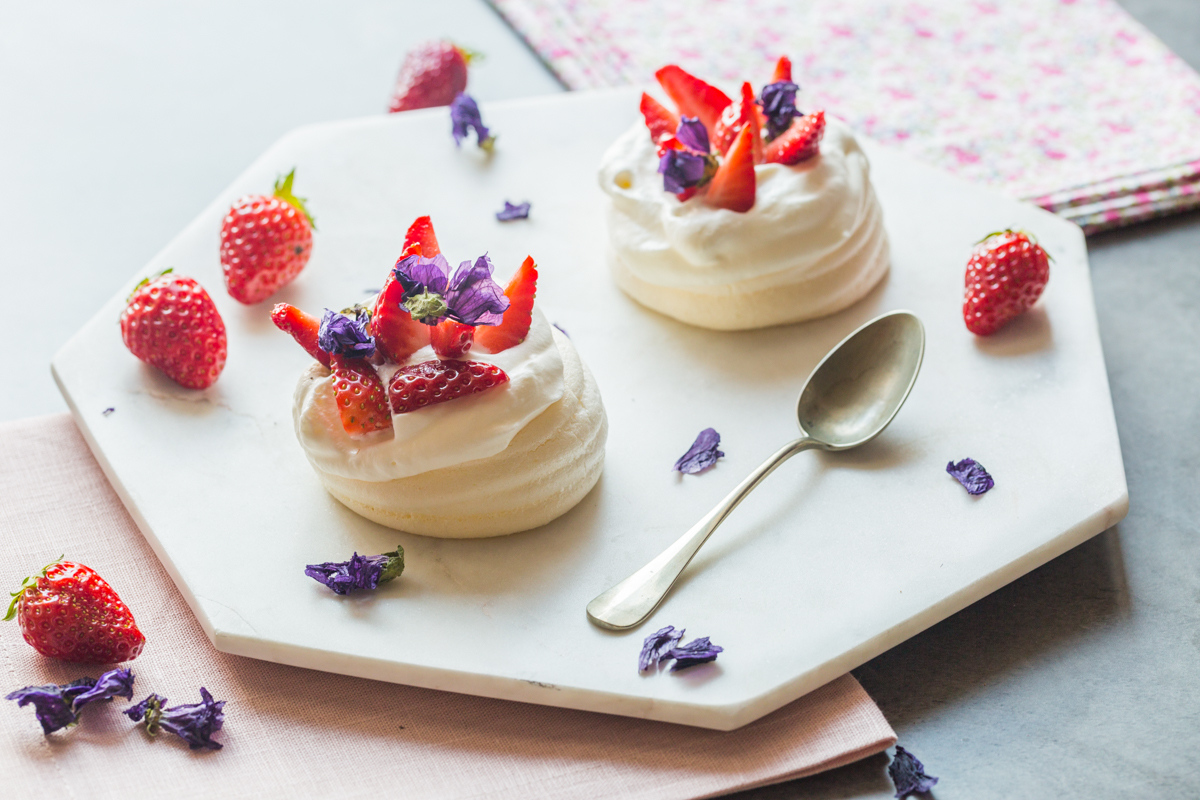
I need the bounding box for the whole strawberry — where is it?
[121,270,227,389]
[963,230,1051,335]
[388,41,473,113]
[220,169,314,304]
[5,560,145,663]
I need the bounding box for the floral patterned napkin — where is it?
[490,0,1200,233]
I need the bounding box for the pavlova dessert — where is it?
[272,216,607,538]
[598,57,889,330]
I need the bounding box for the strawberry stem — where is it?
[3,554,62,621]
[273,168,316,230]
[126,268,174,302]
[456,45,484,65]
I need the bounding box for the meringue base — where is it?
[309,335,607,538]
[607,201,891,331]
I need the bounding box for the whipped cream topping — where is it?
[294,308,565,482]
[598,115,885,296]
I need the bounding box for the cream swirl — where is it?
[597,114,888,327]
[294,308,565,482]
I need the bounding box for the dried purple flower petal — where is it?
[7,668,134,734]
[444,254,511,326]
[305,546,405,596]
[70,667,135,710]
[756,81,801,140]
[675,116,711,154]
[888,745,939,797]
[393,253,509,326]
[395,253,452,299]
[552,323,569,337]
[102,407,115,416]
[946,458,994,495]
[6,680,91,734]
[638,625,685,672]
[450,92,494,150]
[658,148,710,194]
[318,309,376,358]
[667,636,724,671]
[127,688,226,750]
[674,428,724,474]
[496,200,531,221]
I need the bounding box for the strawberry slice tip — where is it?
[271,303,331,367]
[403,215,441,257]
[474,256,537,354]
[654,65,731,135]
[640,92,679,144]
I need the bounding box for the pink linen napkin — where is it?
[0,414,895,800]
[490,0,1200,233]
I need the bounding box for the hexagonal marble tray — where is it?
[52,88,1127,730]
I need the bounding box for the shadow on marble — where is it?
[973,305,1053,357]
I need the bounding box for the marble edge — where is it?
[45,92,1131,731]
[48,360,221,647]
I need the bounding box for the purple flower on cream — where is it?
[946,458,994,495]
[125,688,226,750]
[393,253,510,326]
[658,116,718,196]
[450,92,494,150]
[7,668,135,734]
[667,636,724,671]
[675,116,711,153]
[318,309,375,358]
[305,547,405,596]
[674,428,724,474]
[496,200,531,221]
[639,625,685,672]
[756,81,801,140]
[659,150,709,194]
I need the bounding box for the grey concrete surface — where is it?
[2,1,1198,797]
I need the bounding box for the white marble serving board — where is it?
[52,88,1127,730]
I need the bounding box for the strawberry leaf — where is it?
[273,168,316,230]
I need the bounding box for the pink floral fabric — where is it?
[491,0,1200,233]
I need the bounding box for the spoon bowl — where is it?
[797,311,926,449]
[586,310,926,631]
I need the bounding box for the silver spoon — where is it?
[586,310,926,631]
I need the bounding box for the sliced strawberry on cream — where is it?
[640,92,679,144]
[712,82,765,161]
[654,65,731,134]
[705,125,756,213]
[370,271,430,362]
[430,319,475,358]
[764,111,826,166]
[330,355,392,435]
[474,257,537,354]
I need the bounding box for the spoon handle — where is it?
[586,437,820,630]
